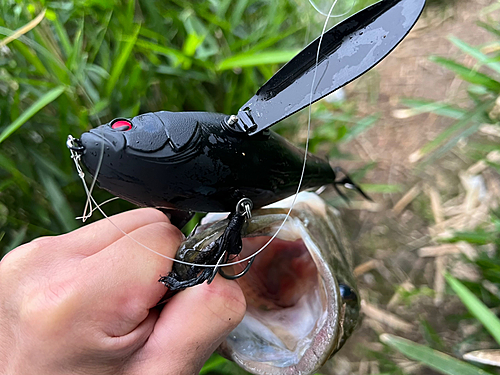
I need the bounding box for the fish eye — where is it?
[111,119,132,131]
[339,283,358,302]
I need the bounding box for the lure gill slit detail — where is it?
[68,0,340,270]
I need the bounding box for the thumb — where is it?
[132,276,246,375]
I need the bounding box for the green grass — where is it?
[371,6,500,373]
[381,333,494,375]
[381,273,500,375]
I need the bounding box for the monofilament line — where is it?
[308,0,353,18]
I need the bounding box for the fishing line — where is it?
[76,196,119,220]
[71,151,188,265]
[81,137,105,222]
[71,0,344,269]
[308,0,354,18]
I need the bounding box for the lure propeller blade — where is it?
[236,0,426,135]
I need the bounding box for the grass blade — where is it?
[105,26,140,97]
[449,36,500,75]
[477,21,500,39]
[11,39,49,76]
[360,183,403,193]
[182,32,205,58]
[217,49,300,70]
[445,273,500,346]
[5,226,28,253]
[341,114,379,143]
[67,18,84,72]
[0,86,65,144]
[199,354,228,374]
[398,99,466,119]
[136,39,187,65]
[421,122,481,166]
[380,334,493,375]
[430,56,500,92]
[37,171,77,232]
[417,99,492,158]
[0,9,46,48]
[48,11,72,57]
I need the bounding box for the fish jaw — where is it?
[199,192,359,375]
[219,221,342,375]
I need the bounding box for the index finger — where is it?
[38,208,171,257]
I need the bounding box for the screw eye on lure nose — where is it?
[111,119,132,131]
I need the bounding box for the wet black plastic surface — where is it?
[237,0,426,134]
[80,111,336,213]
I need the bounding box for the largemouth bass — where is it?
[176,192,359,375]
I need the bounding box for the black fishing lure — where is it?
[77,112,363,224]
[68,0,426,290]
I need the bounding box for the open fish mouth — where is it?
[195,192,359,375]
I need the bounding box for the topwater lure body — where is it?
[68,0,426,289]
[78,111,356,223]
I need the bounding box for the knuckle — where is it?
[19,279,76,334]
[137,207,171,224]
[30,235,54,246]
[119,294,149,326]
[0,241,38,275]
[144,221,184,246]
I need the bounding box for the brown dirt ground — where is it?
[318,1,500,374]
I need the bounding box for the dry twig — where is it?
[392,185,421,215]
[361,300,414,333]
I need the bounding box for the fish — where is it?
[188,192,359,375]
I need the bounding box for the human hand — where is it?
[0,208,246,375]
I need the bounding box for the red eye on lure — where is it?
[111,120,132,131]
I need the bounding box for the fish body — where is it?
[80,111,336,214]
[187,192,359,375]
